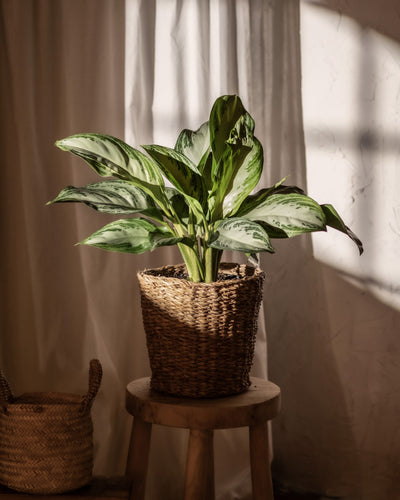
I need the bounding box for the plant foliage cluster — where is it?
[49,95,363,282]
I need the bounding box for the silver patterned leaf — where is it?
[48,180,164,220]
[208,97,263,220]
[55,133,167,206]
[242,193,326,237]
[174,121,210,168]
[142,144,206,221]
[209,218,274,253]
[321,204,363,254]
[79,218,183,254]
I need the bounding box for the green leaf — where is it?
[208,98,263,219]
[165,187,190,225]
[321,204,364,254]
[209,218,275,253]
[209,95,247,164]
[55,133,168,207]
[142,144,204,195]
[199,151,213,191]
[56,134,127,177]
[242,193,327,237]
[174,121,210,168]
[79,218,183,254]
[47,180,164,220]
[142,144,206,221]
[237,177,305,216]
[254,221,293,239]
[219,134,263,218]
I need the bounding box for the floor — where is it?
[274,483,333,500]
[275,493,324,500]
[0,478,334,500]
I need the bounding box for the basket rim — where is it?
[6,391,83,407]
[137,262,265,287]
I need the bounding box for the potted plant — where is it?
[48,95,363,397]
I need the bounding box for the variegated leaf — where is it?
[209,218,275,253]
[174,121,210,169]
[200,151,213,191]
[321,204,364,254]
[209,95,247,164]
[221,135,263,218]
[79,218,183,254]
[237,177,305,215]
[165,187,190,225]
[47,180,164,220]
[55,134,167,206]
[242,193,326,237]
[142,144,203,192]
[142,144,206,220]
[209,111,263,220]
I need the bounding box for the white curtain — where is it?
[125,1,304,498]
[1,0,304,499]
[0,0,129,477]
[3,1,398,498]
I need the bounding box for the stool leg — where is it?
[249,423,274,500]
[125,417,152,500]
[184,429,215,500]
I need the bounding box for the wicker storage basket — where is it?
[0,359,102,494]
[137,262,265,398]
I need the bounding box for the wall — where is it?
[267,1,400,498]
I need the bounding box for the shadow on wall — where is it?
[263,238,400,499]
[264,2,400,498]
[306,0,400,43]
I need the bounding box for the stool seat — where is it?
[125,377,281,500]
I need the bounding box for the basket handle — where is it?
[0,370,14,409]
[79,359,102,414]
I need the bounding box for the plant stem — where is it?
[171,213,204,282]
[178,243,204,282]
[204,247,222,283]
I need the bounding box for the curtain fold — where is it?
[1,0,305,498]
[125,1,305,498]
[0,0,128,475]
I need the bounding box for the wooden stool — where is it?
[125,377,281,500]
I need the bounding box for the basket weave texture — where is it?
[137,262,265,398]
[0,359,102,494]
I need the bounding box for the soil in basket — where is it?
[169,270,242,282]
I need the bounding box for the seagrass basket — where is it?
[137,262,265,398]
[0,359,102,494]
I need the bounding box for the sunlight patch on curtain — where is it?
[125,1,304,498]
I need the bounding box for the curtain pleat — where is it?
[125,1,305,498]
[0,0,129,475]
[1,0,305,496]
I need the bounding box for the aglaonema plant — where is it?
[48,95,363,282]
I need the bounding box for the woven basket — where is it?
[137,262,265,398]
[0,359,102,494]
